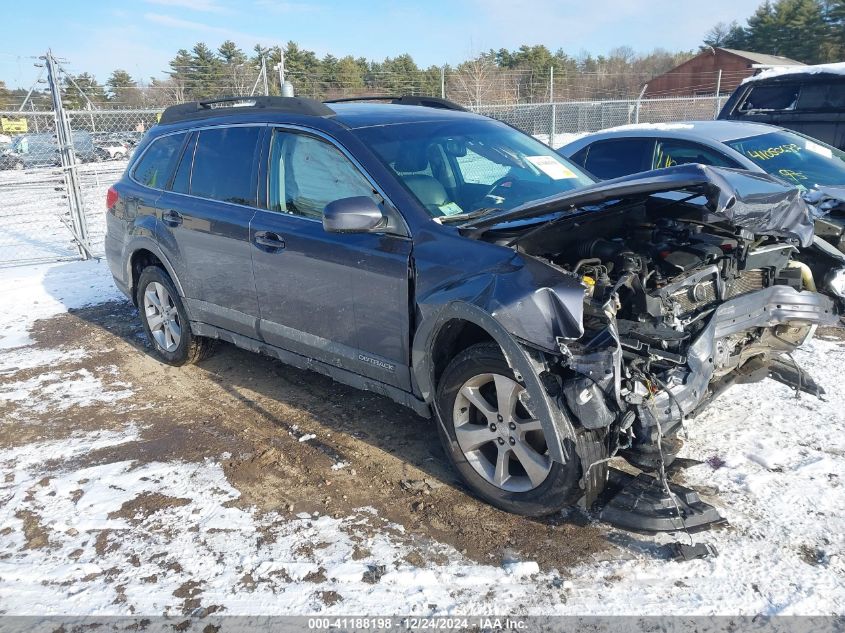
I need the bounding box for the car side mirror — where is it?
[323,196,386,233]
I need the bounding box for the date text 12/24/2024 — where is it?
[307,617,528,630]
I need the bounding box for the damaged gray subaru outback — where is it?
[105,95,845,522]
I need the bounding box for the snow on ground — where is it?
[533,132,588,150]
[0,259,123,349]
[560,336,845,615]
[0,260,843,615]
[0,160,125,267]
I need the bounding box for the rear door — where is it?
[154,124,263,338]
[250,128,413,389]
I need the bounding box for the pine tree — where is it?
[106,69,142,105]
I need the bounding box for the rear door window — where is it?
[580,139,655,180]
[132,133,187,189]
[190,126,261,206]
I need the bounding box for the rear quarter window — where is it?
[132,133,187,189]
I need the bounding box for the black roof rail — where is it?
[159,96,334,125]
[323,94,467,112]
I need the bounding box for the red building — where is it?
[644,47,803,98]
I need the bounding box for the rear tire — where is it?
[136,266,215,366]
[435,342,582,516]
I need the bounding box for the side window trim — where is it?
[261,124,410,237]
[167,131,197,192]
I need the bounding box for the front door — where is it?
[250,128,413,389]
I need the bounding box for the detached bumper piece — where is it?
[597,469,724,532]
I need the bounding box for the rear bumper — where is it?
[637,285,838,431]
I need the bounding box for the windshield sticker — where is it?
[745,143,801,161]
[805,140,833,159]
[438,202,464,216]
[526,155,578,180]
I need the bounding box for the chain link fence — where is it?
[0,95,726,267]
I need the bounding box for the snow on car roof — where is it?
[599,120,778,142]
[605,122,695,132]
[742,61,845,84]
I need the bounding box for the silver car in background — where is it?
[559,120,845,251]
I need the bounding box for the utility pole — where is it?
[44,49,91,260]
[549,66,555,149]
[440,66,445,98]
[261,55,269,96]
[634,83,648,124]
[713,69,723,118]
[274,50,294,97]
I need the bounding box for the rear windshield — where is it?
[353,119,593,217]
[725,130,845,189]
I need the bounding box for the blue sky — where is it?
[0,0,764,88]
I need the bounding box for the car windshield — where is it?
[353,119,593,218]
[725,130,845,189]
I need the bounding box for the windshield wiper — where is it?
[438,207,502,224]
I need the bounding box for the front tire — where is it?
[435,342,582,516]
[136,266,215,366]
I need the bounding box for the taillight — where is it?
[106,186,118,211]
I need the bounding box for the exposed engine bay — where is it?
[553,206,810,460]
[476,188,842,478]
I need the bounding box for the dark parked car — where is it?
[105,96,843,518]
[559,121,845,251]
[718,64,845,150]
[0,131,98,170]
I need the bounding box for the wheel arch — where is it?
[412,301,575,465]
[125,240,186,305]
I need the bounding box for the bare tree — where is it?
[448,55,513,107]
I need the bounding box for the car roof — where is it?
[327,102,484,129]
[559,120,781,151]
[155,97,486,133]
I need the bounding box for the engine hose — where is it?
[787,260,816,292]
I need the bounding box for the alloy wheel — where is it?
[143,281,182,353]
[452,373,552,492]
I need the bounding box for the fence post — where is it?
[549,66,555,148]
[44,49,91,261]
[713,69,722,119]
[634,84,647,124]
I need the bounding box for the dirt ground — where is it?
[0,298,611,574]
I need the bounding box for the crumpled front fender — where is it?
[412,254,587,465]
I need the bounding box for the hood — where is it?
[803,186,845,218]
[461,164,816,247]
